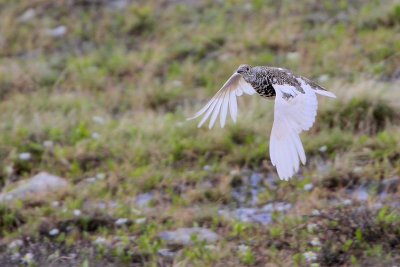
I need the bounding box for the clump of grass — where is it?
[318,97,398,135]
[0,205,25,235]
[125,5,156,36]
[145,86,184,112]
[55,216,116,234]
[311,205,400,266]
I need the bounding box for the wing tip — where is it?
[316,90,336,98]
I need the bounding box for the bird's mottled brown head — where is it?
[236,64,252,75]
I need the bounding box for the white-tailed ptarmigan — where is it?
[189,64,336,180]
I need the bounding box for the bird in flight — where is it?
[188,64,336,180]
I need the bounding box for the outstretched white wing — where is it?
[270,80,336,180]
[188,73,256,128]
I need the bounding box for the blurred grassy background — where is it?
[0,0,400,266]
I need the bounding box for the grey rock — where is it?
[0,172,69,202]
[19,9,36,22]
[135,217,146,224]
[8,239,23,250]
[158,248,177,259]
[249,172,262,187]
[115,218,129,226]
[158,227,219,245]
[262,202,292,212]
[352,186,369,202]
[45,26,67,37]
[21,253,34,265]
[220,201,292,225]
[108,0,129,10]
[135,192,154,208]
[303,183,314,191]
[94,237,107,245]
[18,152,31,161]
[11,252,21,262]
[221,207,273,225]
[49,228,60,236]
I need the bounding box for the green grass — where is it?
[0,0,399,266]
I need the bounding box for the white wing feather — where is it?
[270,81,335,180]
[188,73,256,128]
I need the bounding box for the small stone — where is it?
[319,145,327,153]
[45,26,67,37]
[353,166,363,174]
[287,51,300,61]
[91,132,101,139]
[8,239,23,250]
[92,116,105,125]
[11,252,21,261]
[229,169,240,176]
[158,248,177,259]
[238,244,249,254]
[22,253,34,265]
[18,152,31,161]
[343,199,353,206]
[43,140,54,148]
[311,210,321,216]
[96,173,106,180]
[158,227,219,246]
[73,209,81,216]
[85,177,97,183]
[318,74,329,83]
[250,172,262,187]
[135,193,154,208]
[115,218,129,226]
[52,201,60,207]
[94,237,107,245]
[310,237,321,247]
[274,202,292,212]
[172,80,183,87]
[307,223,318,232]
[352,187,369,202]
[304,183,314,191]
[135,218,146,224]
[303,251,317,262]
[97,202,107,209]
[232,207,258,223]
[203,165,212,171]
[49,228,60,236]
[108,0,128,10]
[19,9,36,22]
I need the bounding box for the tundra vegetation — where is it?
[0,0,399,266]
